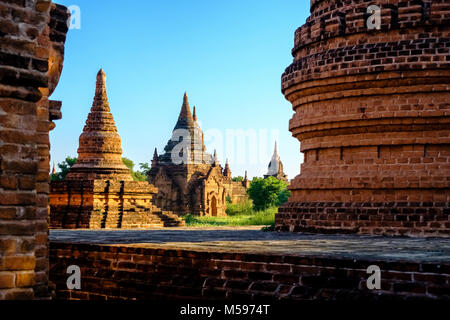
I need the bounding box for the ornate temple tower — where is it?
[277,0,450,236]
[149,94,249,216]
[264,142,288,182]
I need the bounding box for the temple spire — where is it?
[264,141,288,182]
[174,92,195,130]
[242,170,250,188]
[223,158,231,178]
[152,148,159,166]
[193,105,197,122]
[212,149,219,166]
[51,162,56,175]
[65,69,132,181]
[92,68,110,112]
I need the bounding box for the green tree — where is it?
[122,157,147,181]
[247,176,289,211]
[51,156,77,181]
[277,188,291,206]
[139,162,151,176]
[232,176,244,182]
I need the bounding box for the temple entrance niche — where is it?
[211,196,218,217]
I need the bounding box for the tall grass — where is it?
[182,206,277,227]
[225,201,253,216]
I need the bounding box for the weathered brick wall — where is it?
[50,180,185,229]
[278,0,450,236]
[0,0,68,299]
[49,242,450,300]
[231,181,249,205]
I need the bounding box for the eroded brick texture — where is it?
[0,0,68,299]
[278,0,450,236]
[49,242,450,300]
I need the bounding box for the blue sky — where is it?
[51,0,310,179]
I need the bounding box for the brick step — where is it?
[152,210,185,227]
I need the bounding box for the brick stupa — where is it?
[50,70,184,229]
[65,69,132,181]
[277,0,450,237]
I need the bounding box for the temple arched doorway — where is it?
[211,196,217,217]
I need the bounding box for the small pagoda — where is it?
[264,142,288,182]
[50,70,184,229]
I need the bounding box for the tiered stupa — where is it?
[65,69,132,181]
[277,0,450,236]
[50,70,184,229]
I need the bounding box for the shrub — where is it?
[247,176,289,211]
[277,188,291,206]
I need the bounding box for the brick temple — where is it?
[148,93,249,217]
[277,0,450,236]
[49,70,184,229]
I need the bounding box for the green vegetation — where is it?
[122,157,147,181]
[139,162,151,176]
[183,176,290,228]
[50,156,77,181]
[232,176,244,182]
[225,200,253,216]
[51,156,149,182]
[247,176,290,210]
[183,206,277,227]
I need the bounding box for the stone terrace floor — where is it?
[50,227,450,263]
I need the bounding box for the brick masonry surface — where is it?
[49,229,450,300]
[0,0,68,299]
[278,0,450,235]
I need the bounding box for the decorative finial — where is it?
[193,105,197,122]
[176,92,194,125]
[93,68,109,111]
[223,158,231,178]
[212,149,218,166]
[96,69,106,89]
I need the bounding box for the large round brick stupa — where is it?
[277,0,450,236]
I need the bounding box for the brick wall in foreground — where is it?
[49,242,450,300]
[0,0,68,299]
